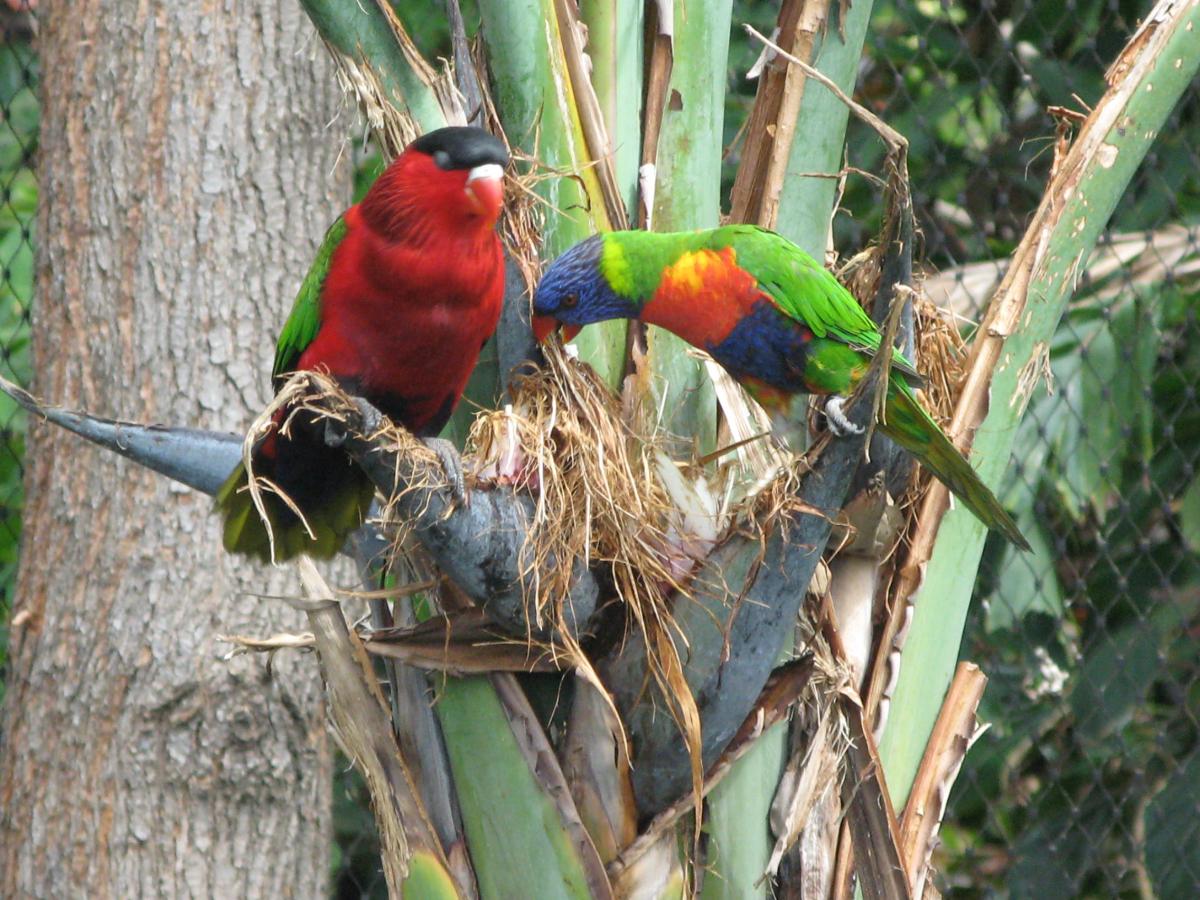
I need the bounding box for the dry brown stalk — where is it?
[816,596,911,900]
[295,558,460,896]
[363,609,566,674]
[838,688,912,900]
[730,0,831,228]
[899,662,988,897]
[553,0,629,229]
[217,631,316,654]
[639,0,674,221]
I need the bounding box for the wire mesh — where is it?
[0,3,35,708]
[0,1,1195,896]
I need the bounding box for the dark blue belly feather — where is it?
[705,300,811,392]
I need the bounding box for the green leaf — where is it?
[699,722,787,899]
[1143,751,1200,900]
[402,852,464,899]
[1059,316,1124,517]
[1070,619,1161,741]
[436,677,601,900]
[578,0,643,219]
[985,510,1064,632]
[298,0,448,134]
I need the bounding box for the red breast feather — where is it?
[298,148,506,435]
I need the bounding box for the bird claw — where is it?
[825,395,865,437]
[324,418,348,448]
[422,437,467,506]
[325,397,385,448]
[350,397,384,436]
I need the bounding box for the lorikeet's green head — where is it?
[532,234,639,341]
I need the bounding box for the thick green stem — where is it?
[478,0,626,388]
[299,0,448,133]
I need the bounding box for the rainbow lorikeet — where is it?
[531,226,1029,549]
[216,126,509,561]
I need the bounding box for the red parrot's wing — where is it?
[272,216,348,383]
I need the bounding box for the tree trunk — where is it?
[0,2,349,896]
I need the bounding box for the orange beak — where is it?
[465,163,505,223]
[532,316,582,343]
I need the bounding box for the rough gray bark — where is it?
[0,3,348,896]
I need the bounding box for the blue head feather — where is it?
[533,235,638,327]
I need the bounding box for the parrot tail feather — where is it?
[880,384,1031,551]
[214,433,376,563]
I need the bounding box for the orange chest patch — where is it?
[641,247,764,347]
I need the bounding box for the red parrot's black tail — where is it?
[215,413,376,562]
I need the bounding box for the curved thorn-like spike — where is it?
[0,374,242,496]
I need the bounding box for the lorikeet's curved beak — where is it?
[532,316,582,343]
[465,163,505,221]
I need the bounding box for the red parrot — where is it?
[217,126,509,561]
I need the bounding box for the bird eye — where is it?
[562,294,579,309]
[433,150,452,170]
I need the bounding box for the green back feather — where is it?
[272,216,347,381]
[604,226,921,380]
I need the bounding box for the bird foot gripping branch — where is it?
[419,437,467,505]
[322,396,382,448]
[824,396,866,437]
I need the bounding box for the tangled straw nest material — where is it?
[467,337,792,823]
[470,344,693,636]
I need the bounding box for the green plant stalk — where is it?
[878,0,1200,811]
[699,722,788,899]
[774,0,877,256]
[298,0,447,133]
[478,0,626,389]
[641,0,732,448]
[402,854,466,899]
[579,0,643,219]
[435,677,598,899]
[700,6,875,894]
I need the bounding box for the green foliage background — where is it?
[0,1,1196,896]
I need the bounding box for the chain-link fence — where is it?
[1,2,1196,896]
[0,2,36,708]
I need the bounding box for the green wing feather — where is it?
[716,225,921,381]
[272,216,348,381]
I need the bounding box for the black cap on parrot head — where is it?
[410,127,509,171]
